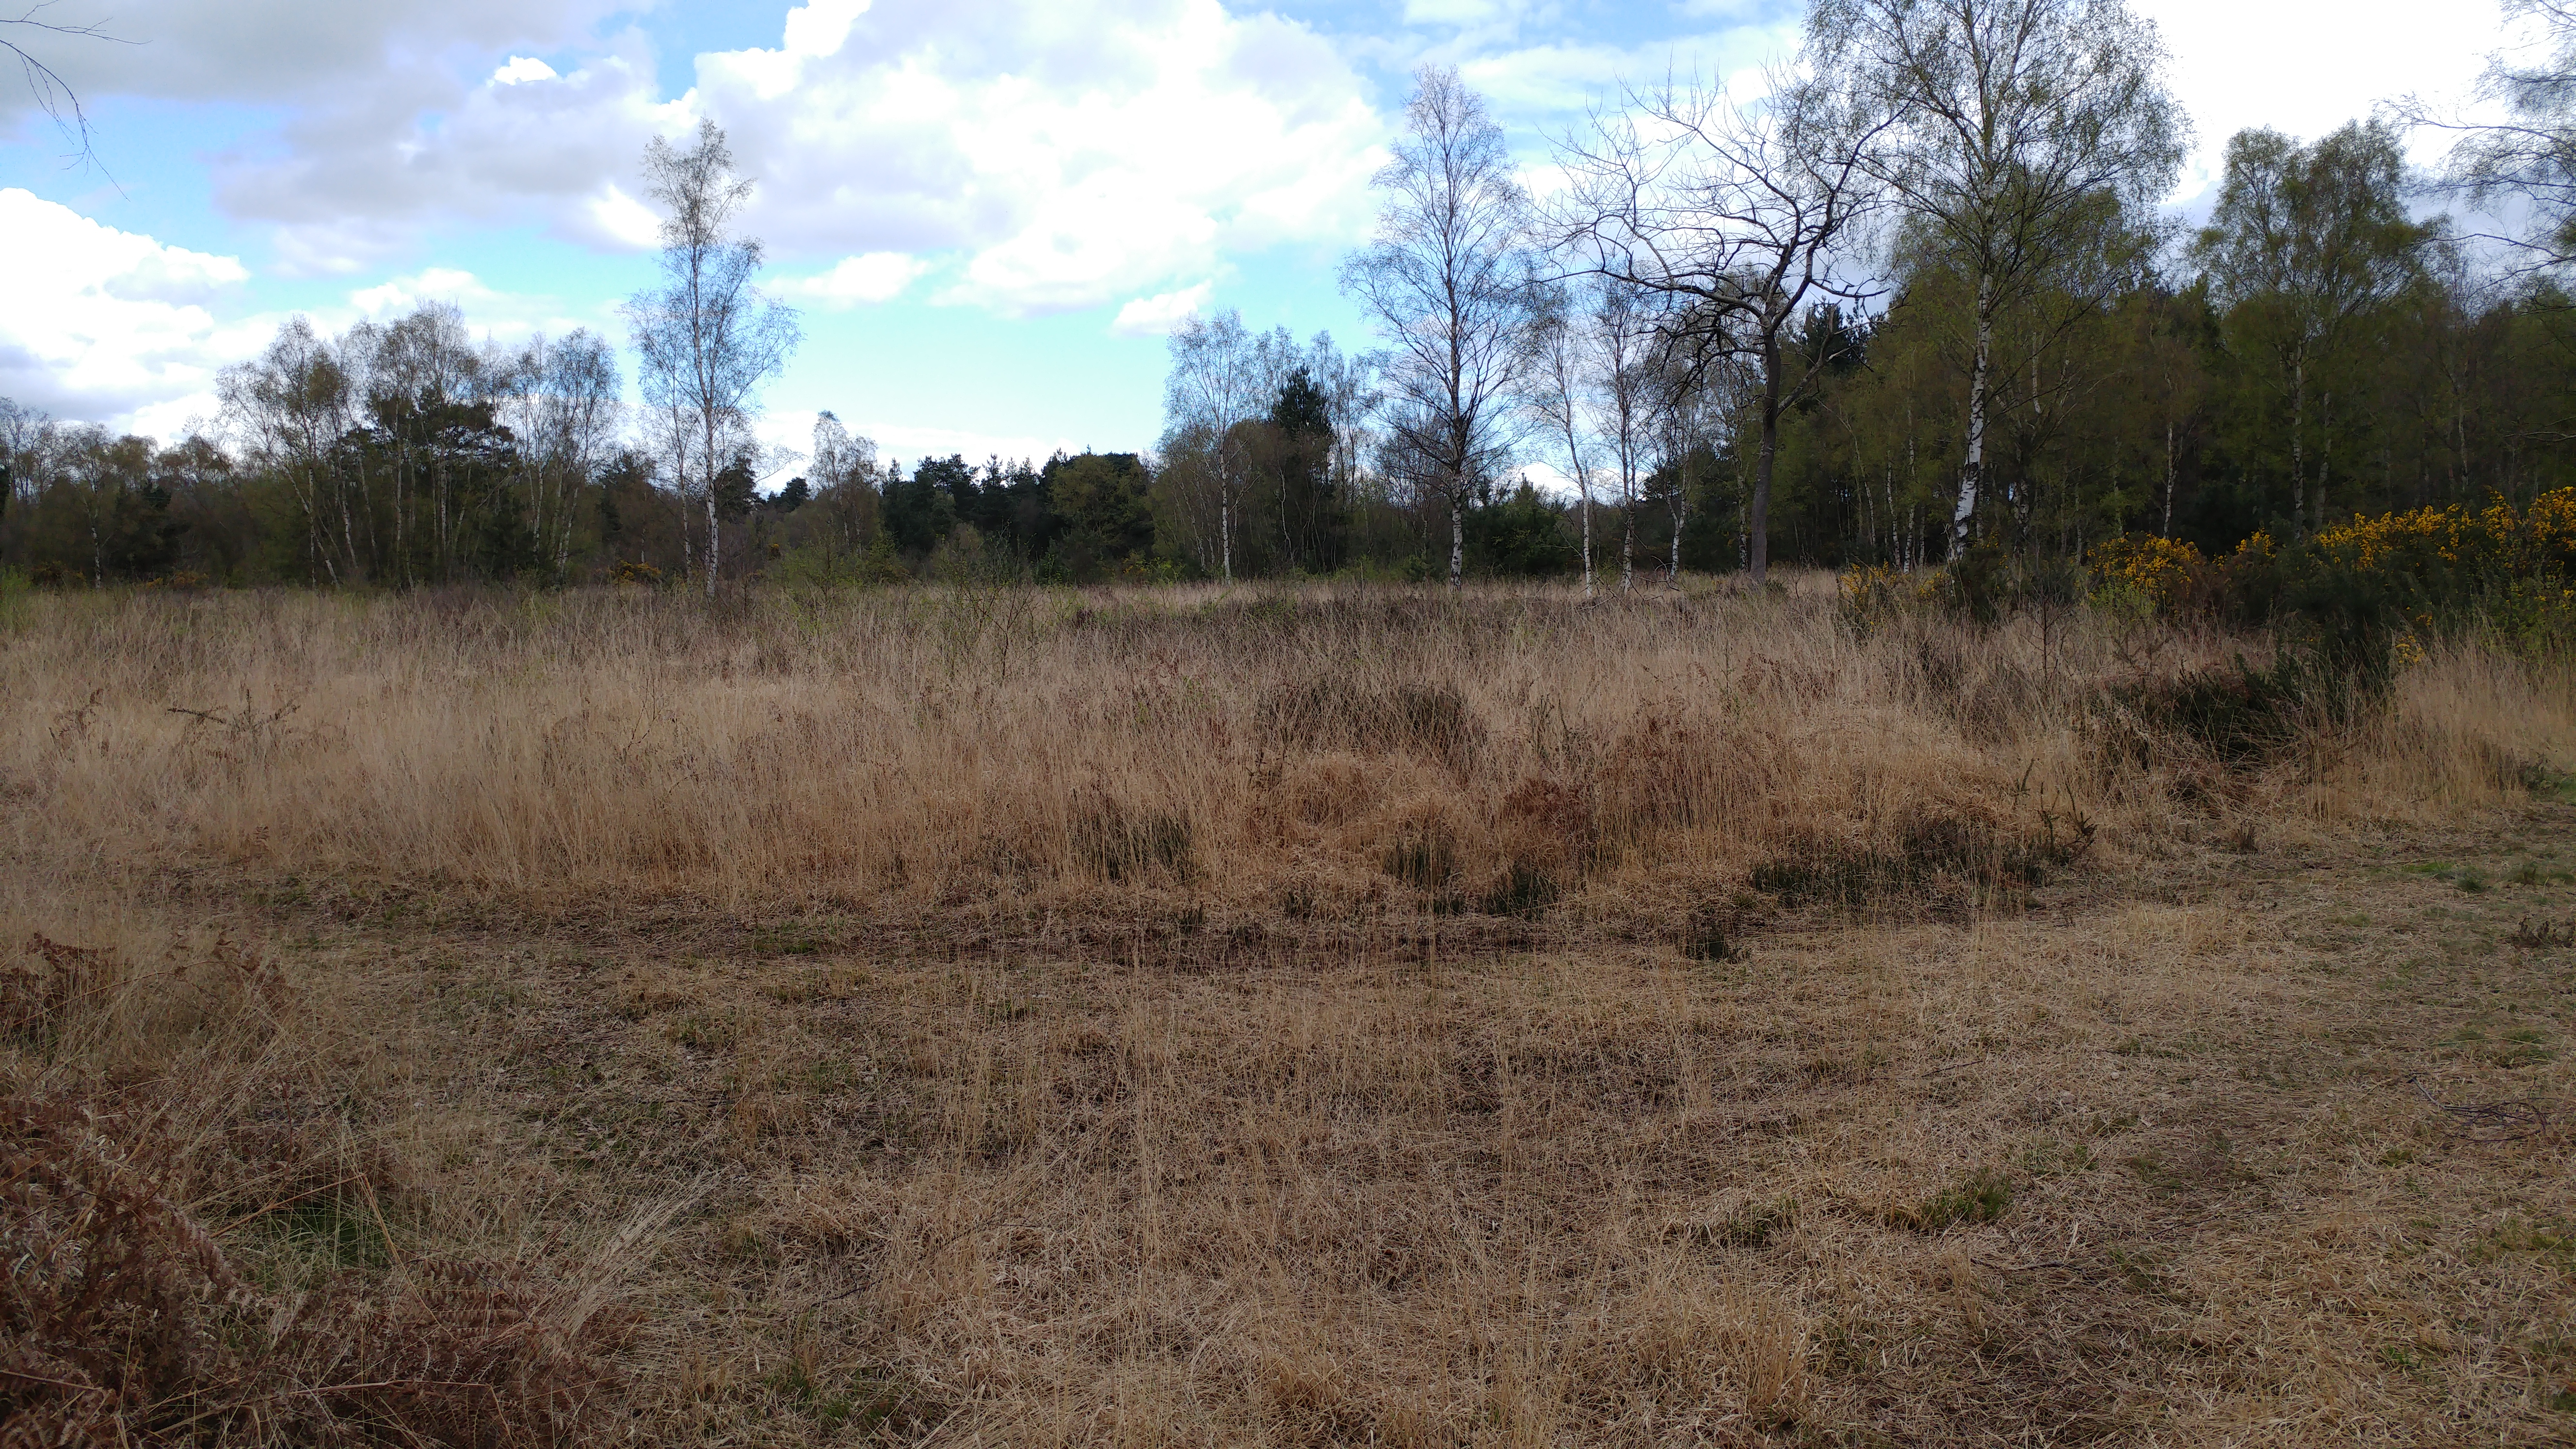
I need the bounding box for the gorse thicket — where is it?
[7,3,2576,602]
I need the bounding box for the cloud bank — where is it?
[0,189,262,437]
[179,0,1385,312]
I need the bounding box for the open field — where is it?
[7,579,2576,1446]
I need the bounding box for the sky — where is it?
[0,0,2535,473]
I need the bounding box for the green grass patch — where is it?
[1894,1168,2013,1232]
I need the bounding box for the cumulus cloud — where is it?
[1109,282,1215,338]
[213,39,684,273]
[492,56,562,85]
[201,0,1385,310]
[342,268,600,341]
[779,253,934,307]
[705,0,1384,313]
[0,190,265,434]
[3,0,627,113]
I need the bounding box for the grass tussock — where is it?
[5,575,2575,1445]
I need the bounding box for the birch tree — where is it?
[1524,285,1602,597]
[1342,66,1535,589]
[1558,72,1883,584]
[218,318,355,583]
[625,120,800,597]
[495,331,621,578]
[1159,310,1291,581]
[1808,0,2185,556]
[2191,123,2433,534]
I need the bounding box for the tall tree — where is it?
[1523,283,1604,597]
[1810,0,2186,555]
[2191,122,2432,532]
[1159,310,1290,581]
[218,318,354,584]
[496,330,621,579]
[1342,66,1535,589]
[625,121,801,597]
[1558,72,1884,584]
[1267,367,1345,571]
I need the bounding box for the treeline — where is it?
[1707,123,2576,572]
[0,301,1581,587]
[14,0,2576,593]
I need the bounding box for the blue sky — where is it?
[0,0,2524,470]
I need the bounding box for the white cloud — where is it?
[0,190,264,433]
[206,0,1385,313]
[7,0,626,112]
[339,268,602,346]
[2137,0,2503,208]
[214,39,684,272]
[781,252,934,307]
[493,56,561,85]
[703,0,1384,314]
[586,181,665,250]
[1110,281,1215,337]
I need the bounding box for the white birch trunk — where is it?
[1951,275,1995,556]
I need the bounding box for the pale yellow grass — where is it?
[9,578,2561,912]
[4,579,2574,1447]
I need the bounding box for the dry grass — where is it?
[4,576,2575,1445]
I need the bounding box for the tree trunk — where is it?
[1579,479,1594,600]
[2289,355,2306,538]
[1952,275,1995,557]
[1447,488,1464,591]
[1753,329,1781,587]
[1667,497,1684,587]
[2317,390,2331,533]
[704,414,720,598]
[1221,486,1233,584]
[2162,419,2177,537]
[1621,495,1635,594]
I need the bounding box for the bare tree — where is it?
[1343,66,1535,590]
[495,331,621,577]
[4,4,131,169]
[1304,334,1379,536]
[1523,285,1601,597]
[1653,357,1719,588]
[804,410,881,564]
[1559,72,1883,586]
[1593,282,1660,594]
[2408,1,2576,277]
[218,318,355,583]
[1159,310,1292,582]
[625,120,800,598]
[1809,0,2186,556]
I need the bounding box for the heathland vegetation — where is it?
[8,1,2576,1446]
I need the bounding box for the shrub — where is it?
[2089,534,2205,616]
[2108,655,2309,766]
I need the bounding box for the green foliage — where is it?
[1465,481,1578,577]
[1894,1168,2014,1233]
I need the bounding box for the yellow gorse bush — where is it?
[2311,486,2576,579]
[2087,534,2205,613]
